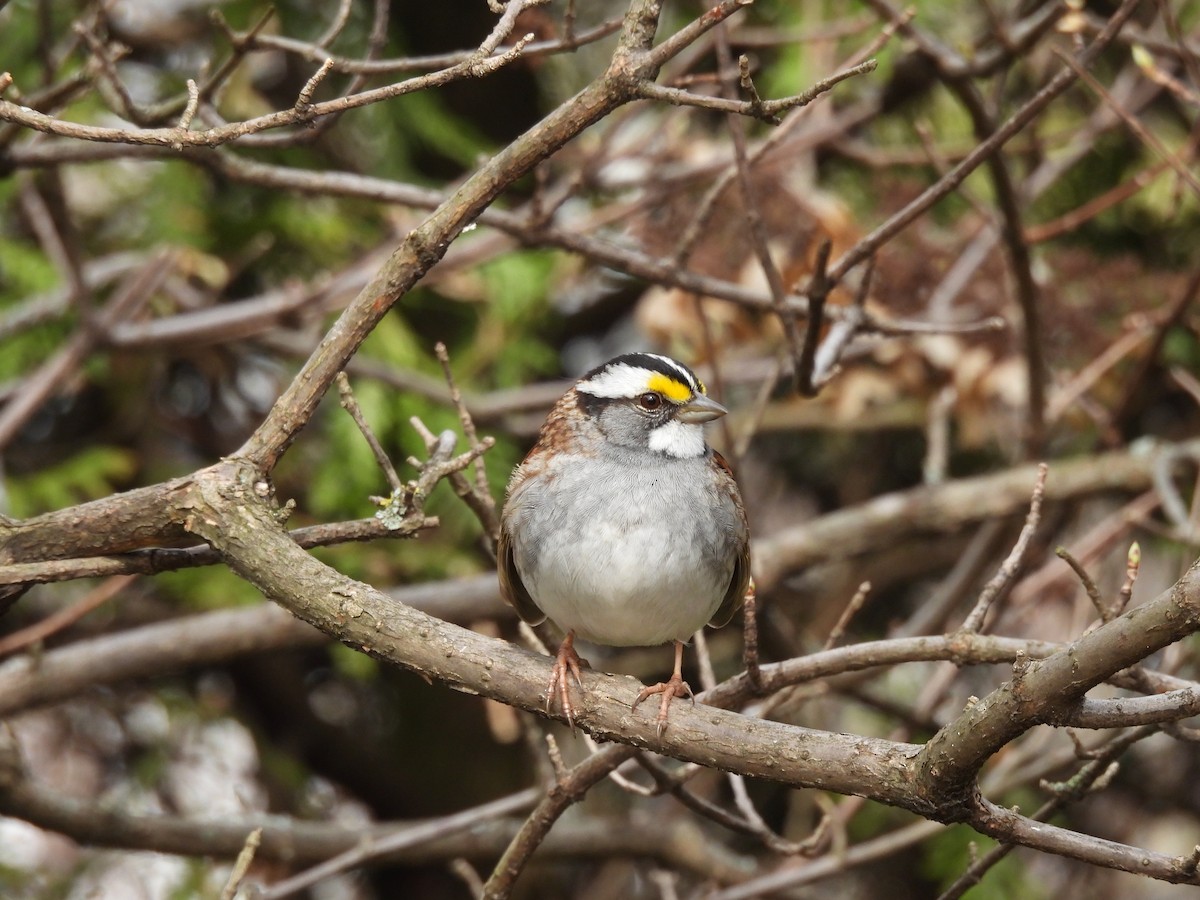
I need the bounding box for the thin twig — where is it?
[220,827,262,900]
[1048,316,1157,422]
[0,11,540,150]
[636,753,820,850]
[0,249,176,450]
[1173,366,1200,409]
[221,16,621,78]
[737,54,765,113]
[481,746,635,899]
[1024,152,1193,243]
[0,575,135,658]
[711,819,946,899]
[449,858,486,898]
[895,520,1010,638]
[1056,547,1108,621]
[0,515,440,589]
[712,28,801,382]
[1055,47,1200,199]
[434,342,495,524]
[73,21,141,124]
[958,463,1048,633]
[336,372,403,492]
[795,239,832,396]
[1113,266,1200,430]
[16,174,88,313]
[732,353,784,460]
[936,726,1159,900]
[1154,446,1200,540]
[827,0,1143,285]
[1114,541,1140,618]
[692,628,717,691]
[863,0,1050,452]
[315,0,354,49]
[177,80,199,132]
[638,58,876,124]
[924,385,957,486]
[668,9,906,271]
[742,578,763,693]
[823,581,871,651]
[726,770,827,854]
[260,789,541,899]
[410,408,500,550]
[810,257,875,389]
[295,58,335,111]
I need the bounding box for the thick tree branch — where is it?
[0,516,438,587]
[186,458,923,804]
[916,559,1200,814]
[1,0,1196,893]
[176,455,1200,884]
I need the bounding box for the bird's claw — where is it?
[632,672,694,737]
[545,633,586,731]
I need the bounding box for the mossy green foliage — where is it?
[919,824,1049,899]
[6,447,137,518]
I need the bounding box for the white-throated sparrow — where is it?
[499,352,751,734]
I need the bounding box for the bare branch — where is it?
[0,575,134,658]
[958,463,1048,633]
[755,441,1195,592]
[0,15,540,150]
[1057,547,1108,621]
[220,828,262,900]
[260,789,541,899]
[0,249,176,450]
[1,1,1198,893]
[638,58,877,123]
[823,581,872,651]
[1057,47,1200,199]
[828,0,1143,285]
[435,342,497,540]
[483,746,634,899]
[336,372,403,493]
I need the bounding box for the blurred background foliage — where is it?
[1,0,1200,897]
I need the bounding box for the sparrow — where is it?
[498,352,750,734]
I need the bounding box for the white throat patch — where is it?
[648,419,706,458]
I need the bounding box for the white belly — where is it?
[512,456,734,646]
[529,522,725,646]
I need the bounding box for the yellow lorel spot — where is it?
[646,372,693,403]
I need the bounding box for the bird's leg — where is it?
[632,640,694,737]
[546,630,585,730]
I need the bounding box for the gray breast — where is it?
[518,449,735,578]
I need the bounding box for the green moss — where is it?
[7,446,138,517]
[919,824,1049,899]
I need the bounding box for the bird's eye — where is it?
[638,392,663,411]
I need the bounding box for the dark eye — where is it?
[638,392,663,411]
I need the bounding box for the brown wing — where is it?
[708,449,751,629]
[497,521,546,625]
[497,444,553,628]
[496,389,588,626]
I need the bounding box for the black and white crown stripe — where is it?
[575,353,703,399]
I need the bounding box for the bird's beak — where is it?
[676,393,728,424]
